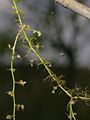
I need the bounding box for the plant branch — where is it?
[12,0,90,102]
[55,0,90,20]
[12,0,72,99]
[11,1,90,120]
[10,24,26,120]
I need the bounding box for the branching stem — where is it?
[11,0,90,120]
[10,24,26,120]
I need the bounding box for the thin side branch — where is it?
[55,0,90,20]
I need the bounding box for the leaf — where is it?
[33,30,41,37]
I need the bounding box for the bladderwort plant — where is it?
[6,0,90,120]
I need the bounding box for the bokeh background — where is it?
[0,0,90,119]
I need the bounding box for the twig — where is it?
[55,0,90,20]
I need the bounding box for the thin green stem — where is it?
[10,26,25,120]
[12,0,23,26]
[23,31,72,98]
[74,96,90,101]
[12,0,72,99]
[67,98,76,120]
[11,1,90,120]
